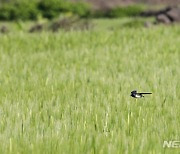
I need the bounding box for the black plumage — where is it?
[131,90,152,98]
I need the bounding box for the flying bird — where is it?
[130,90,152,98]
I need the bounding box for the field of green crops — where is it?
[0,20,179,153]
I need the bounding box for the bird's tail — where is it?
[140,92,152,94]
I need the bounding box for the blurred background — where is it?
[0,0,179,33]
[76,0,180,9]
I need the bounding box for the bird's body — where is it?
[131,90,152,98]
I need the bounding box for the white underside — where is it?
[135,95,141,98]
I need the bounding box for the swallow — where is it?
[130,90,152,98]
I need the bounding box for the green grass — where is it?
[0,21,179,153]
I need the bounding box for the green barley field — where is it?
[0,19,179,153]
